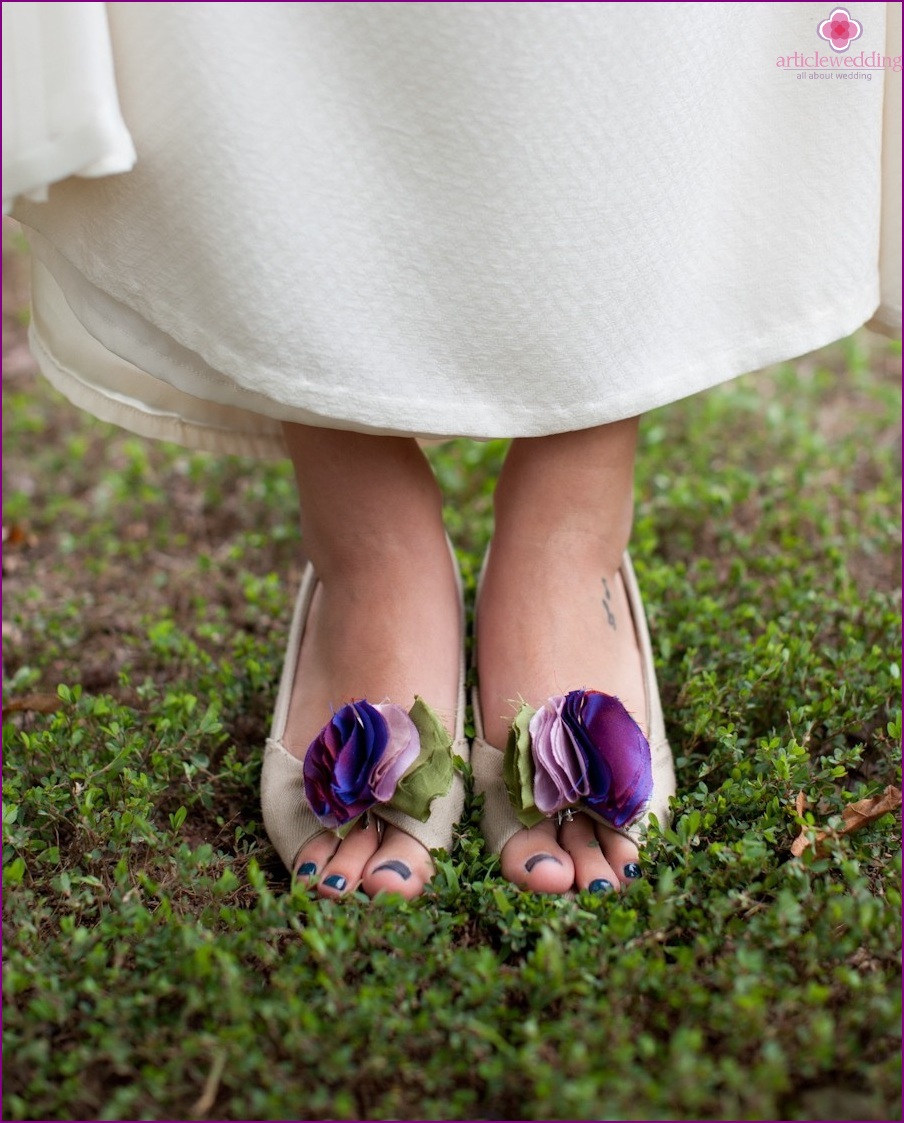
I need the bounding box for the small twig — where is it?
[191,1049,227,1119]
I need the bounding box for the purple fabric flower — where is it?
[529,689,652,828]
[369,704,421,800]
[529,696,589,814]
[303,700,420,829]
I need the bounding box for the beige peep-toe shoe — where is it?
[261,553,469,877]
[470,551,676,857]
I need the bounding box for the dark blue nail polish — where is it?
[589,878,613,894]
[323,874,347,891]
[624,862,642,879]
[296,861,317,877]
[372,860,411,880]
[525,852,564,873]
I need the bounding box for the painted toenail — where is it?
[624,863,642,879]
[589,878,613,894]
[524,853,563,873]
[323,874,347,890]
[296,861,317,877]
[372,860,411,880]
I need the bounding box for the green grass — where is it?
[2,325,901,1121]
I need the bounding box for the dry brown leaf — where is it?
[2,523,37,549]
[3,693,61,715]
[791,785,902,857]
[841,786,902,829]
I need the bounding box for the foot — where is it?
[477,534,647,893]
[283,536,461,900]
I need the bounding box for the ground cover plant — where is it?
[3,225,902,1121]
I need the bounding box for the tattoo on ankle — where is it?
[587,839,601,849]
[601,577,617,630]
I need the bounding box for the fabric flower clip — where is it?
[303,697,454,834]
[503,689,653,830]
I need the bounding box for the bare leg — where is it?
[477,418,645,894]
[280,424,461,899]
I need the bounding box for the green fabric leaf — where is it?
[388,696,454,822]
[503,703,545,828]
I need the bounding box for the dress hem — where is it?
[26,281,897,457]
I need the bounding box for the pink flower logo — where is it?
[817,7,863,52]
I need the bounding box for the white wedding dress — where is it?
[4,2,901,456]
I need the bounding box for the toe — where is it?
[596,823,643,887]
[559,813,619,895]
[317,819,382,898]
[292,832,339,886]
[361,825,434,900]
[501,820,574,894]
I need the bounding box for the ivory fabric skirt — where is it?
[8,2,902,456]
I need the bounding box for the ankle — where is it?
[304,523,452,589]
[492,495,633,578]
[485,526,632,592]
